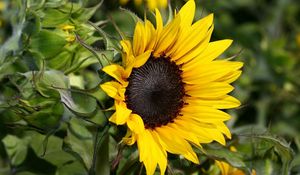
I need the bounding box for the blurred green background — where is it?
[0,0,300,174]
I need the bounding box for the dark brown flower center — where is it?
[125,56,185,129]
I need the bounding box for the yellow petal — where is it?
[181,105,231,122]
[108,112,117,123]
[186,82,234,99]
[183,39,233,69]
[150,131,167,175]
[133,50,151,68]
[182,61,243,85]
[145,20,157,50]
[120,40,134,67]
[100,81,125,101]
[120,40,132,56]
[113,101,132,125]
[102,64,128,85]
[216,160,230,175]
[153,15,181,57]
[155,9,163,35]
[122,129,137,145]
[127,114,145,134]
[217,70,243,84]
[185,95,241,109]
[154,127,199,164]
[175,118,226,145]
[133,21,146,56]
[138,130,167,175]
[165,124,201,147]
[170,14,214,61]
[177,0,195,27]
[216,122,231,139]
[174,25,213,64]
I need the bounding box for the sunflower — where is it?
[101,0,243,174]
[120,0,167,10]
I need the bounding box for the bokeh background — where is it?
[0,0,300,174]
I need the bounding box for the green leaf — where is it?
[47,51,72,70]
[30,30,67,58]
[69,117,93,139]
[60,90,98,117]
[2,135,28,166]
[42,9,69,27]
[22,70,69,97]
[23,11,41,36]
[25,102,64,130]
[203,145,247,170]
[254,135,294,174]
[63,128,93,171]
[71,1,103,22]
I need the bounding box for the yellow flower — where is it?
[120,0,168,10]
[101,1,243,174]
[59,24,76,42]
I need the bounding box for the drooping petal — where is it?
[110,101,132,125]
[127,114,145,134]
[100,81,125,101]
[102,64,128,85]
[137,130,167,175]
[153,127,199,164]
[122,129,137,145]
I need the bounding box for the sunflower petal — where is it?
[154,127,199,164]
[122,129,137,145]
[181,106,231,122]
[138,130,167,175]
[153,15,181,57]
[145,20,157,50]
[186,95,241,109]
[171,14,214,61]
[102,64,128,85]
[127,114,145,134]
[177,0,195,27]
[186,82,234,99]
[133,50,151,68]
[155,8,163,35]
[133,21,146,56]
[182,61,243,85]
[113,101,132,125]
[217,70,243,83]
[100,81,125,101]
